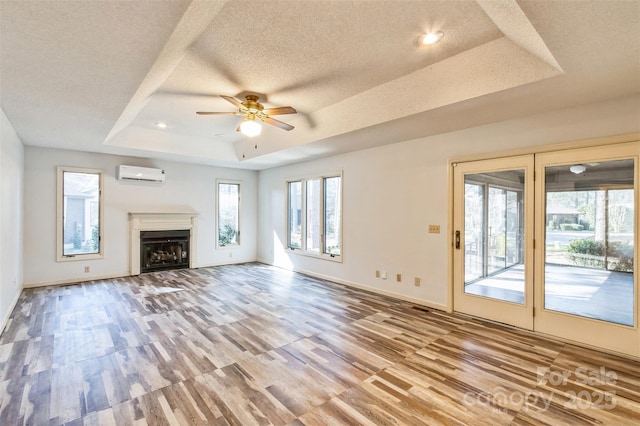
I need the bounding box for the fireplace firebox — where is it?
[140,230,189,273]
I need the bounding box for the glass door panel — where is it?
[543,159,635,326]
[464,173,525,304]
[453,155,534,330]
[535,142,639,357]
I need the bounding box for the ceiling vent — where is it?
[117,165,165,183]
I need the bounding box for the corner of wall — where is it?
[0,107,25,334]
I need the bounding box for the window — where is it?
[306,179,321,253]
[288,181,302,249]
[217,181,240,246]
[287,174,342,259]
[57,166,103,261]
[324,176,342,256]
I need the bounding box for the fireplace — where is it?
[129,211,198,276]
[140,230,189,273]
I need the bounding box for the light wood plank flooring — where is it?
[1,263,639,425]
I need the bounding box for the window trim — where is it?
[216,179,242,249]
[286,171,343,262]
[56,166,104,262]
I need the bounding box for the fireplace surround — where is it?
[129,211,198,275]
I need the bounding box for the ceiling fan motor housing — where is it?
[242,95,264,111]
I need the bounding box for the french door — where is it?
[534,143,638,356]
[452,141,639,357]
[452,155,535,330]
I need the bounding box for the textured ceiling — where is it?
[1,0,639,170]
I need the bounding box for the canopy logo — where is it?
[463,366,618,413]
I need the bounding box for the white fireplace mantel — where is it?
[129,211,198,275]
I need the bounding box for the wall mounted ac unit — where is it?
[117,165,165,183]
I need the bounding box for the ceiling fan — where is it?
[197,94,297,137]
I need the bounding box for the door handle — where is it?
[455,230,461,250]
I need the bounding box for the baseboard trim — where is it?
[22,260,260,288]
[23,272,130,288]
[192,258,257,269]
[257,259,447,312]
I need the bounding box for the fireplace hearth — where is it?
[140,230,189,273]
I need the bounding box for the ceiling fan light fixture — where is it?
[420,31,444,46]
[570,164,587,174]
[197,94,296,133]
[240,118,262,137]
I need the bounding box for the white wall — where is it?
[1,108,24,331]
[257,95,640,310]
[24,147,258,286]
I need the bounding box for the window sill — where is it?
[217,243,240,249]
[57,253,104,262]
[287,248,342,263]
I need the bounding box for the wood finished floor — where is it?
[1,263,639,425]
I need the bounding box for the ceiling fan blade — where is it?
[196,111,239,115]
[264,116,294,131]
[221,95,243,108]
[264,106,297,116]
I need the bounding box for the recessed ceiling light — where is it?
[155,122,168,129]
[420,31,444,46]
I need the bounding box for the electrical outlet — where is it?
[375,270,380,278]
[414,277,421,286]
[381,271,387,279]
[84,266,90,273]
[428,225,441,234]
[396,273,402,282]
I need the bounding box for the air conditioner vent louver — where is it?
[117,165,165,183]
